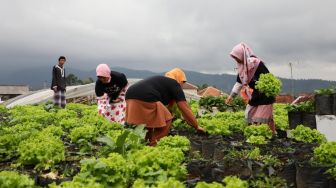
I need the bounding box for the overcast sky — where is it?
[1,0,336,80]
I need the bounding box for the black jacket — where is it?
[51,65,66,91]
[95,71,128,102]
[237,62,275,106]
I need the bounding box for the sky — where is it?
[1,0,336,80]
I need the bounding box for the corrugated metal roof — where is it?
[4,78,200,108]
[0,85,29,95]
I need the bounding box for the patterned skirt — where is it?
[245,104,275,133]
[97,86,128,124]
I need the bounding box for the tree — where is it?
[197,83,209,90]
[82,77,94,84]
[66,73,83,86]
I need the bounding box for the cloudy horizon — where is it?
[1,0,336,81]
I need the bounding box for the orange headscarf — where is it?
[165,68,187,84]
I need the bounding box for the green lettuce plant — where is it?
[223,176,248,188]
[76,153,131,187]
[255,73,282,97]
[157,135,191,152]
[129,146,187,185]
[244,124,273,140]
[0,171,36,188]
[291,125,327,144]
[312,142,336,165]
[17,134,65,170]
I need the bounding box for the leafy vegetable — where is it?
[255,73,282,97]
[0,171,36,188]
[290,125,327,144]
[223,176,248,188]
[157,135,191,152]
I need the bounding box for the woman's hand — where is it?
[225,95,233,105]
[196,126,206,133]
[110,98,122,103]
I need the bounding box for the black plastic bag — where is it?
[315,94,332,115]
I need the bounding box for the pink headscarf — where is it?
[230,42,261,85]
[96,64,111,78]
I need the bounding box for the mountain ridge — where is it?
[0,66,335,95]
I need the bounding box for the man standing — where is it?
[51,56,67,108]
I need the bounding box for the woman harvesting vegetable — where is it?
[225,42,277,134]
[125,68,205,146]
[95,64,128,124]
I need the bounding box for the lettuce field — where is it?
[0,99,335,188]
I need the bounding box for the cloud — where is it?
[0,0,336,80]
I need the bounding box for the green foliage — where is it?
[172,118,192,130]
[77,153,130,187]
[132,178,185,188]
[223,176,248,188]
[214,111,246,132]
[97,121,123,135]
[244,124,273,140]
[255,73,282,97]
[129,146,187,185]
[249,176,287,188]
[314,87,336,95]
[54,109,78,121]
[66,73,94,86]
[247,147,261,160]
[261,155,283,168]
[0,122,41,160]
[285,101,315,113]
[170,103,183,120]
[226,147,282,170]
[326,166,336,179]
[195,181,224,188]
[97,125,146,157]
[59,118,83,130]
[199,96,245,112]
[69,124,98,153]
[199,118,232,135]
[0,105,9,124]
[131,179,147,188]
[291,125,327,144]
[81,115,121,134]
[17,133,65,170]
[8,105,56,126]
[189,100,200,116]
[312,142,336,165]
[49,178,103,188]
[0,171,36,188]
[226,147,260,160]
[40,125,63,137]
[156,178,185,188]
[69,125,98,143]
[246,135,267,145]
[273,103,289,130]
[157,135,191,152]
[0,104,8,113]
[199,111,246,135]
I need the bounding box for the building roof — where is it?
[0,85,29,95]
[275,95,294,104]
[182,82,198,90]
[198,86,223,97]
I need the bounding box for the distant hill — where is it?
[0,66,335,95]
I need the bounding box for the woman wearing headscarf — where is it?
[95,64,128,124]
[125,68,205,146]
[225,43,276,134]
